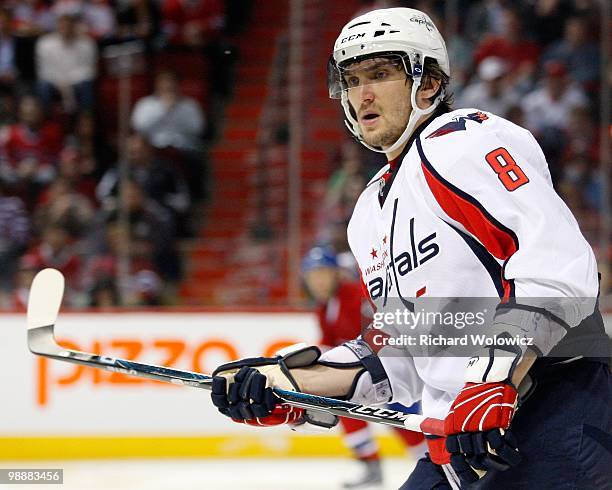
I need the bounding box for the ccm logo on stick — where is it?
[350,406,407,421]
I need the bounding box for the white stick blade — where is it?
[27,268,65,330]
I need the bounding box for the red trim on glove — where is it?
[445,382,518,435]
[234,404,304,427]
[426,436,451,465]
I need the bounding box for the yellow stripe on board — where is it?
[1,434,410,460]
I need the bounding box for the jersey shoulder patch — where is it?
[418,109,516,176]
[424,109,490,140]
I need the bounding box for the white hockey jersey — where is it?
[345,108,599,419]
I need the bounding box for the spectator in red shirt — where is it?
[83,217,164,307]
[26,221,83,306]
[0,94,63,204]
[91,178,181,284]
[55,146,98,204]
[34,174,95,239]
[161,0,224,47]
[473,6,540,84]
[302,246,424,489]
[64,112,115,181]
[161,0,233,100]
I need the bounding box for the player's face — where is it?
[344,57,412,149]
[303,267,338,303]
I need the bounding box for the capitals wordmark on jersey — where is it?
[366,211,439,302]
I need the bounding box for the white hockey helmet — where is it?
[328,8,449,154]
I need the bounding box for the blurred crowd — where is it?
[0,0,243,308]
[316,0,608,292]
[0,0,607,308]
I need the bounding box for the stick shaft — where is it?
[27,326,444,435]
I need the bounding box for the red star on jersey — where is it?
[370,248,378,259]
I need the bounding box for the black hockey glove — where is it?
[445,429,522,485]
[211,344,338,429]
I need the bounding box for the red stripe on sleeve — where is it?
[420,162,517,261]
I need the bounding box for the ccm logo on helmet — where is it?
[341,33,366,43]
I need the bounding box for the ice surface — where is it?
[4,458,417,489]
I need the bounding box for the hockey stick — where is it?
[26,268,445,436]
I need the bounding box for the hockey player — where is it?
[210,8,611,489]
[302,245,425,488]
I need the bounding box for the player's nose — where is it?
[357,83,375,103]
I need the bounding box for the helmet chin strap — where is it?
[342,79,445,156]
